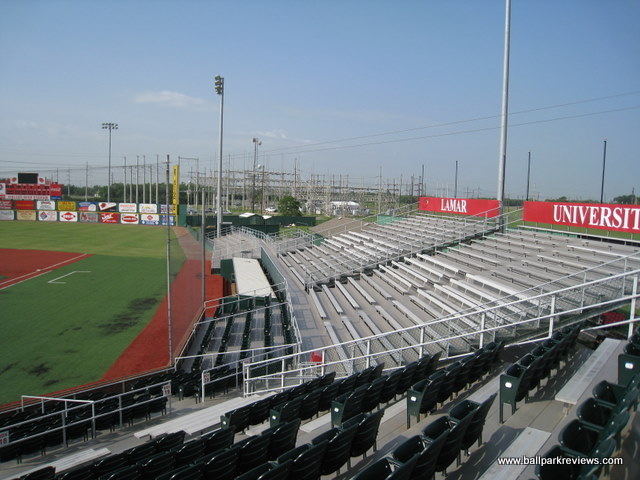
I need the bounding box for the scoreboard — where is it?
[0,173,63,200]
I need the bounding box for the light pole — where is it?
[525,151,531,201]
[600,139,607,203]
[252,137,261,213]
[260,165,266,214]
[215,75,224,238]
[454,160,459,198]
[102,122,118,202]
[496,0,511,231]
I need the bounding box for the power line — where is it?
[257,105,640,157]
[261,90,640,154]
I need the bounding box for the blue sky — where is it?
[0,0,639,201]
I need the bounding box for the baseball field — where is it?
[0,221,188,406]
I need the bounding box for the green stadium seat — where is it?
[276,440,327,480]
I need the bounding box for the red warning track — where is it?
[101,261,223,380]
[0,249,91,290]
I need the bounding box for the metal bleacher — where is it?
[242,207,640,397]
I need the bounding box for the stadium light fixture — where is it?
[214,75,224,238]
[102,122,118,203]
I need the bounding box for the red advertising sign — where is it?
[0,200,12,210]
[418,197,500,217]
[523,201,640,235]
[100,212,120,223]
[49,184,63,198]
[14,200,35,210]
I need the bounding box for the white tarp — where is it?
[232,257,275,298]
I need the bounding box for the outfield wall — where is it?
[0,200,179,225]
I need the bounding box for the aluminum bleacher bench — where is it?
[392,261,433,287]
[364,275,394,300]
[288,264,306,286]
[410,293,471,339]
[321,284,345,315]
[18,448,111,478]
[477,427,551,480]
[374,268,410,295]
[415,289,458,317]
[309,288,327,319]
[135,393,271,439]
[348,277,377,305]
[416,253,461,277]
[336,281,360,310]
[383,265,420,289]
[404,257,445,282]
[450,278,527,318]
[438,250,486,271]
[432,284,481,329]
[357,311,401,364]
[555,337,623,408]
[466,273,532,302]
[408,292,439,314]
[323,321,353,374]
[456,248,501,267]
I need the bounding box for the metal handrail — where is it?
[242,264,639,395]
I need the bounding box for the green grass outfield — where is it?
[0,221,185,405]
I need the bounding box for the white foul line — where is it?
[0,253,91,290]
[48,271,91,284]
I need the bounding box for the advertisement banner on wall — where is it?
[172,165,179,209]
[120,213,139,224]
[79,212,99,223]
[140,214,160,225]
[38,211,57,222]
[57,201,76,211]
[14,200,35,210]
[0,200,12,210]
[98,202,117,212]
[523,201,640,235]
[59,211,78,222]
[0,210,15,220]
[78,202,97,211]
[418,197,500,217]
[100,212,119,223]
[49,184,63,199]
[118,203,137,213]
[161,215,176,226]
[37,200,56,211]
[17,210,36,221]
[159,204,176,214]
[139,203,158,214]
